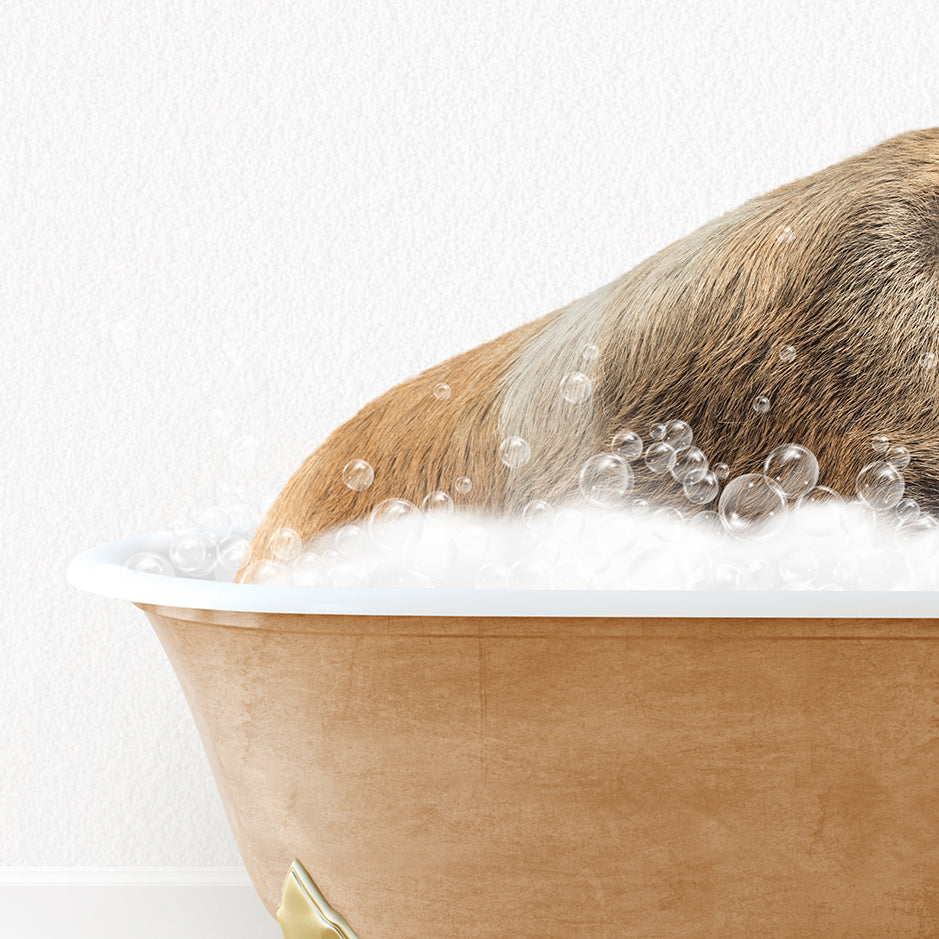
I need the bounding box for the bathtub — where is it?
[68,530,939,938]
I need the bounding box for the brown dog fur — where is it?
[237,128,939,580]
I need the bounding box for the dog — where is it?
[236,128,939,581]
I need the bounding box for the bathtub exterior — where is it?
[137,602,939,938]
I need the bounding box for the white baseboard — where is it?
[0,869,281,939]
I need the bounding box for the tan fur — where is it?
[238,128,939,579]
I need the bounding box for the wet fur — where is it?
[238,128,939,579]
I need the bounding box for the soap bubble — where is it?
[644,441,677,474]
[886,445,910,469]
[330,563,369,588]
[244,559,291,585]
[895,498,920,523]
[408,528,458,577]
[628,548,689,589]
[454,476,473,494]
[778,344,796,363]
[834,549,912,590]
[775,225,794,244]
[522,499,555,531]
[611,430,643,461]
[499,436,531,469]
[752,395,771,414]
[291,551,325,586]
[368,498,424,551]
[855,461,905,510]
[342,459,374,492]
[268,527,302,562]
[334,524,365,558]
[689,509,722,535]
[683,470,719,505]
[895,514,939,544]
[718,474,787,540]
[422,490,454,519]
[663,420,693,451]
[738,557,782,590]
[763,443,819,499]
[713,462,730,480]
[433,382,451,400]
[670,446,707,483]
[650,507,685,541]
[920,352,937,369]
[554,507,586,540]
[795,486,843,537]
[125,551,174,576]
[559,371,592,403]
[871,435,890,452]
[215,537,251,572]
[457,522,490,558]
[169,532,211,574]
[475,563,513,589]
[579,453,633,506]
[511,557,553,588]
[779,548,818,586]
[581,343,600,365]
[649,422,666,441]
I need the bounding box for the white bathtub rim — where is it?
[66,530,939,619]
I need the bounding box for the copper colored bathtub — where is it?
[69,532,939,937]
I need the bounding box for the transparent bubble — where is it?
[226,502,259,533]
[834,549,912,590]
[499,436,531,469]
[689,509,722,535]
[855,461,905,510]
[895,514,939,545]
[433,382,451,400]
[920,351,937,369]
[763,443,819,499]
[125,551,174,577]
[169,532,210,574]
[713,462,730,480]
[522,499,555,531]
[752,395,771,414]
[243,559,291,585]
[611,430,643,461]
[663,420,693,452]
[511,557,552,589]
[342,459,374,492]
[457,523,490,559]
[778,344,796,363]
[581,343,600,366]
[683,470,720,505]
[650,507,685,541]
[291,551,325,586]
[215,537,251,572]
[559,371,592,404]
[422,490,454,519]
[718,474,787,540]
[335,524,365,558]
[190,505,233,538]
[871,435,890,452]
[368,498,424,551]
[454,476,473,495]
[475,563,514,589]
[553,507,585,540]
[886,445,910,469]
[330,563,369,588]
[779,548,818,586]
[644,441,677,474]
[408,529,457,578]
[775,225,793,244]
[628,548,689,589]
[268,527,302,562]
[738,557,782,590]
[794,486,843,537]
[670,446,707,483]
[895,498,920,523]
[579,453,633,506]
[649,422,666,441]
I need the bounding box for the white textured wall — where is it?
[3,0,939,869]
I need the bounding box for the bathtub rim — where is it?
[67,529,939,618]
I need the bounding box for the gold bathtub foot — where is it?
[276,859,360,939]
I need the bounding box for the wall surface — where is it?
[3,0,939,924]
